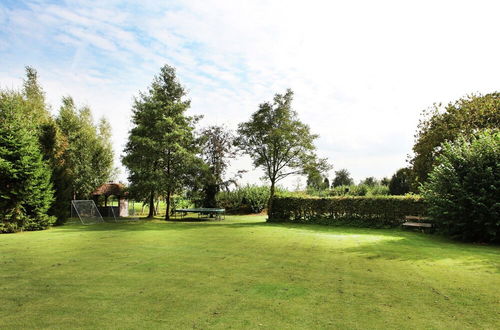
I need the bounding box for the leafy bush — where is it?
[171,195,194,210]
[269,196,426,228]
[216,185,270,213]
[326,184,388,197]
[367,185,389,196]
[421,130,500,242]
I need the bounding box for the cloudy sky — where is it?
[1,0,499,188]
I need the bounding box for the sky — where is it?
[1,0,499,188]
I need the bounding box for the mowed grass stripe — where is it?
[0,215,498,329]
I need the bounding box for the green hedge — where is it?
[269,196,426,228]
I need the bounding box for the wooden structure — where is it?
[402,216,433,231]
[92,183,128,217]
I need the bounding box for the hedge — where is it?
[268,196,427,228]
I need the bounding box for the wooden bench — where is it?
[402,216,433,230]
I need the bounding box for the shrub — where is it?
[171,195,194,210]
[269,196,426,228]
[367,185,389,196]
[216,185,270,213]
[421,130,500,243]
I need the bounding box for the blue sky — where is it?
[1,0,499,187]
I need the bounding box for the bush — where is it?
[269,196,426,228]
[421,130,500,243]
[216,185,270,213]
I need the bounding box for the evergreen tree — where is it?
[0,91,55,232]
[123,65,201,219]
[21,67,70,222]
[389,168,411,195]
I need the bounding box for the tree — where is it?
[236,89,329,216]
[305,165,331,191]
[0,91,55,232]
[57,97,115,200]
[388,168,411,195]
[360,176,378,187]
[421,130,500,242]
[123,65,201,220]
[332,169,353,187]
[323,177,330,189]
[410,93,500,188]
[199,125,238,208]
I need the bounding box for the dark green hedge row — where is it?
[268,196,426,228]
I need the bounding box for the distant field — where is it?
[1,215,498,329]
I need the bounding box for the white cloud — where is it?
[1,0,499,187]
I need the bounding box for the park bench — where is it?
[402,216,433,231]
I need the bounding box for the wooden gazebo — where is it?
[92,182,128,217]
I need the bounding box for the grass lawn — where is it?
[1,215,499,329]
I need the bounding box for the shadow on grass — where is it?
[57,217,500,268]
[218,221,500,268]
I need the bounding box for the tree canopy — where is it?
[332,169,354,187]
[410,93,500,188]
[123,64,201,219]
[0,91,55,232]
[236,89,329,215]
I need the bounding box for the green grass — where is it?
[1,215,499,329]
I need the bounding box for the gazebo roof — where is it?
[92,183,127,196]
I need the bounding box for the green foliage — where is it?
[216,185,271,213]
[325,184,388,197]
[56,97,115,199]
[171,195,194,210]
[389,167,411,195]
[360,176,378,187]
[269,195,426,228]
[123,64,202,219]
[0,91,55,232]
[332,169,354,187]
[421,130,500,242]
[236,89,330,215]
[410,93,500,187]
[199,125,237,207]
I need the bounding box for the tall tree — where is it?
[0,91,55,232]
[410,93,500,188]
[123,65,200,219]
[199,125,238,207]
[21,67,69,221]
[332,169,354,187]
[57,97,114,199]
[236,89,329,215]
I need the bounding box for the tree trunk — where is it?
[147,190,155,218]
[165,190,171,220]
[268,180,276,219]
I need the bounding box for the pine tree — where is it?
[0,91,55,232]
[123,65,201,219]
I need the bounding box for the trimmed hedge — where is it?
[268,196,426,228]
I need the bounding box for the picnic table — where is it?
[173,208,226,220]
